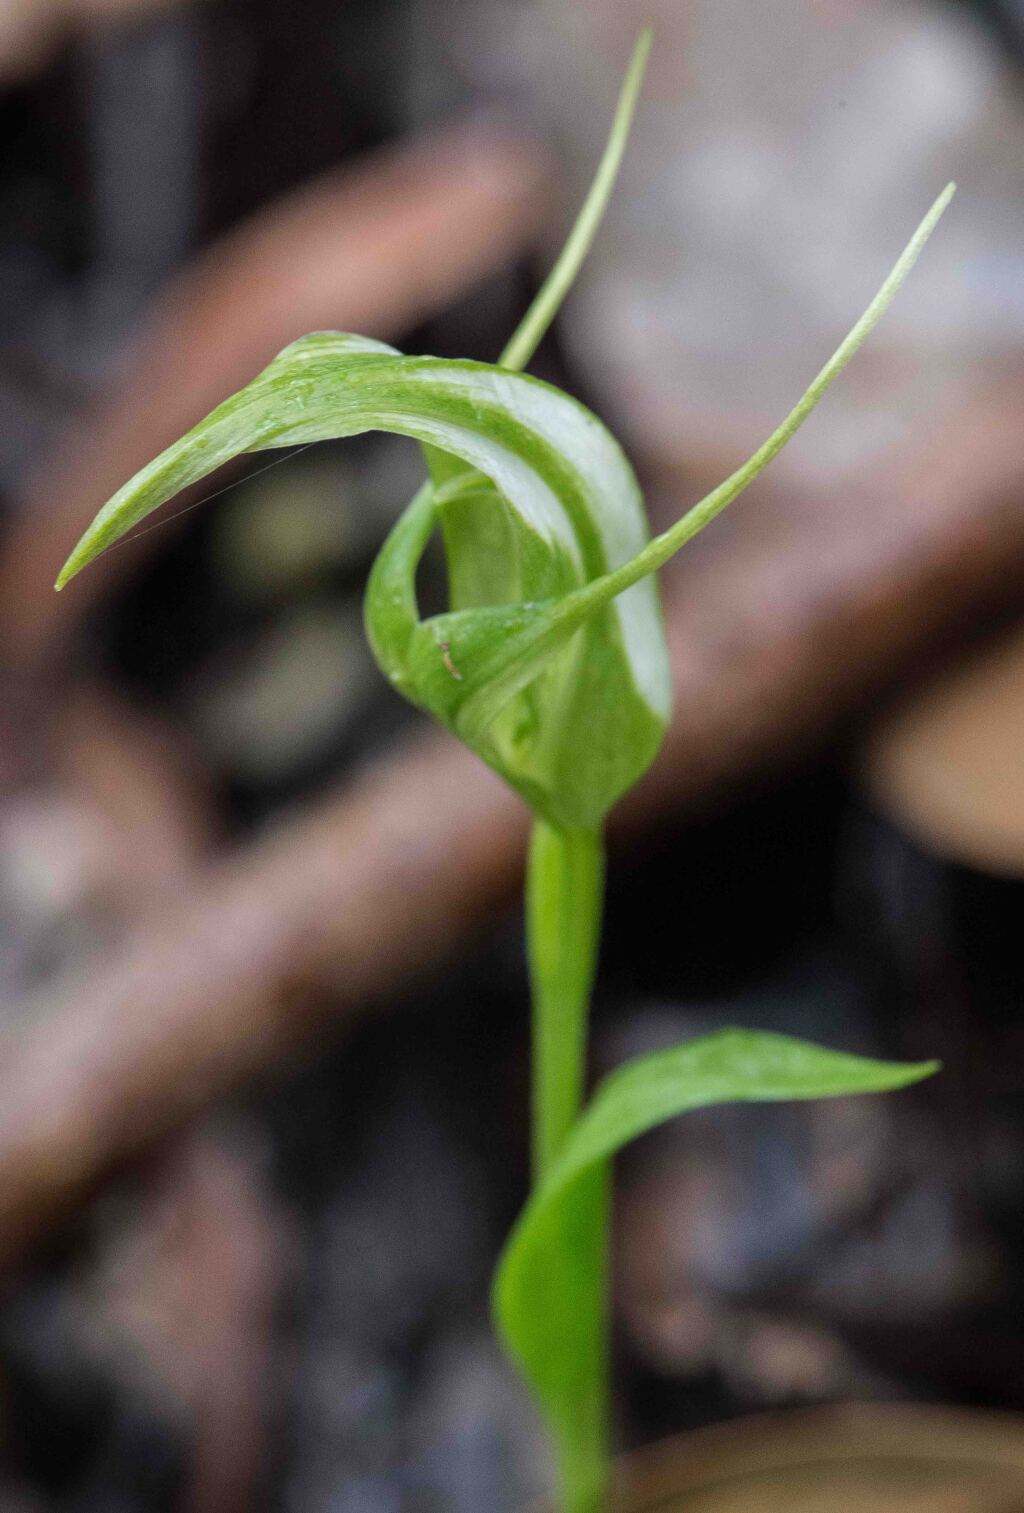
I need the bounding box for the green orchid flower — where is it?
[56,33,949,1513]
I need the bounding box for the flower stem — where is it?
[527,821,604,1177]
[526,819,608,1511]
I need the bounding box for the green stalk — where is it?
[526,820,608,1511]
[527,821,604,1175]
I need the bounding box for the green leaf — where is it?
[492,1028,939,1490]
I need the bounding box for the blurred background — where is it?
[1,0,1024,1508]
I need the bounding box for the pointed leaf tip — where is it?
[56,552,84,591]
[497,25,653,373]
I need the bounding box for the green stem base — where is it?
[526,819,609,1512]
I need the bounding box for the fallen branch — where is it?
[0,733,526,1263]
